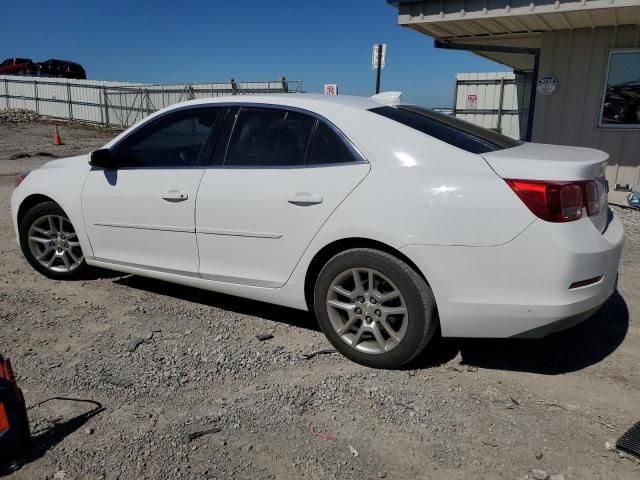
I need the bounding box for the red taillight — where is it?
[505,179,600,223]
[584,180,601,216]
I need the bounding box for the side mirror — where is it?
[90,148,117,169]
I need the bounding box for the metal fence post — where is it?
[452,78,459,116]
[99,87,104,126]
[103,87,109,127]
[34,80,39,115]
[5,78,12,109]
[496,77,505,133]
[143,88,151,116]
[66,83,73,121]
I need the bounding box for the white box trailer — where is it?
[453,72,532,141]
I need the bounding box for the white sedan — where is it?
[11,93,624,368]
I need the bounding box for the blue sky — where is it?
[1,0,508,107]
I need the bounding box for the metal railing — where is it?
[0,76,303,129]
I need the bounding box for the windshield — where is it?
[370,105,521,154]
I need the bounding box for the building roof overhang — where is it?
[388,0,640,41]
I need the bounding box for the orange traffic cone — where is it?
[0,354,31,464]
[53,124,63,145]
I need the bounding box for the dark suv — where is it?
[36,59,86,79]
[0,58,35,75]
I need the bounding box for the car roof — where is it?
[164,93,389,113]
[104,93,397,150]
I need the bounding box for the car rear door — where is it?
[82,106,228,274]
[195,106,370,288]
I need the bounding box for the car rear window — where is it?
[370,105,521,154]
[306,121,360,166]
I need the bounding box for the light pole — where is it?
[375,43,383,94]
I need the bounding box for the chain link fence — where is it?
[0,75,302,129]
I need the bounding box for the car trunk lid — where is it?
[482,143,609,232]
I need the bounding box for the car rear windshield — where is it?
[369,105,521,154]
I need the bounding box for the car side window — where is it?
[306,121,360,165]
[115,107,223,168]
[225,107,315,167]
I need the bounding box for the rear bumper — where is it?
[401,210,624,338]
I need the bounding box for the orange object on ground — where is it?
[0,355,30,463]
[53,124,63,145]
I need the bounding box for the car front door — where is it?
[82,106,228,274]
[195,106,370,288]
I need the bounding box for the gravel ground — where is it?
[0,120,639,480]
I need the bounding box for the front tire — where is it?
[314,248,438,369]
[19,201,87,279]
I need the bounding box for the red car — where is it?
[0,58,35,76]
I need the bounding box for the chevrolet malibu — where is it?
[11,93,624,368]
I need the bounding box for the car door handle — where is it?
[287,193,323,206]
[162,190,188,202]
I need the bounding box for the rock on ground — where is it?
[0,109,41,124]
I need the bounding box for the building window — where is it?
[599,49,640,128]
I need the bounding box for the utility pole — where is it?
[375,43,382,94]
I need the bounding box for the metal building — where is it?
[388,0,640,204]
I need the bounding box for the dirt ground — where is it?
[0,120,639,480]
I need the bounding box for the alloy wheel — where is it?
[27,215,84,273]
[326,268,408,354]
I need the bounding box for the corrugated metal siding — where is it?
[397,0,640,40]
[532,25,640,201]
[0,76,298,128]
[454,72,529,139]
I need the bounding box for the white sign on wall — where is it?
[372,44,387,70]
[536,76,558,95]
[466,94,478,109]
[324,84,338,95]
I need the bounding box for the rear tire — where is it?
[313,248,438,369]
[19,201,87,280]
